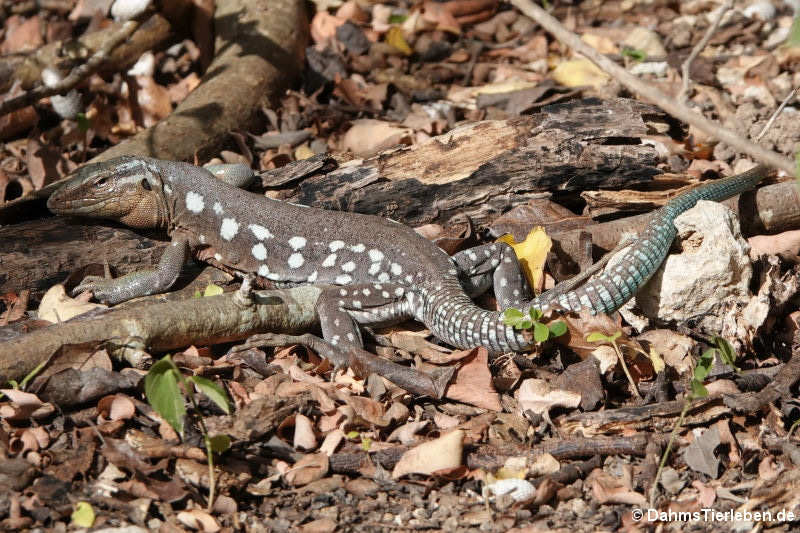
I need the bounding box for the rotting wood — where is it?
[284,97,666,227]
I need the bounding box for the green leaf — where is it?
[533,322,550,343]
[694,348,715,382]
[71,501,95,528]
[346,431,360,439]
[145,356,186,439]
[208,434,231,453]
[193,289,203,298]
[203,283,224,297]
[503,308,524,326]
[786,12,800,47]
[188,375,231,414]
[690,380,709,398]
[713,337,736,368]
[76,113,91,132]
[548,320,567,337]
[518,318,533,330]
[360,437,372,451]
[586,331,610,343]
[529,307,543,321]
[621,47,647,62]
[388,14,407,24]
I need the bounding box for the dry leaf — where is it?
[552,58,610,88]
[516,378,581,415]
[285,453,329,486]
[176,510,220,532]
[293,413,318,451]
[39,285,106,323]
[497,227,551,292]
[392,429,464,479]
[445,347,501,411]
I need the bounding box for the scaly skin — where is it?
[48,157,767,352]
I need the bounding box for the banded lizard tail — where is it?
[47,157,767,353]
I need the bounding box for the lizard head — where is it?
[48,156,170,229]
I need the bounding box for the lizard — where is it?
[47,156,767,354]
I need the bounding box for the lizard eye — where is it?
[96,177,107,186]
[140,179,152,191]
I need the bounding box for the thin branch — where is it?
[0,21,139,117]
[510,0,796,176]
[679,0,734,103]
[755,86,799,142]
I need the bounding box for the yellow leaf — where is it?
[551,58,610,89]
[71,502,95,528]
[295,144,315,160]
[649,347,665,373]
[497,228,552,290]
[203,283,224,297]
[386,26,412,56]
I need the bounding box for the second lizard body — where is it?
[47,157,767,353]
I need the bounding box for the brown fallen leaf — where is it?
[285,453,330,487]
[177,509,220,532]
[445,347,501,411]
[392,429,464,479]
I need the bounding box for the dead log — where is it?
[283,97,667,227]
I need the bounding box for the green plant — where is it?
[621,47,647,62]
[586,330,641,400]
[502,307,567,343]
[145,355,231,510]
[649,337,736,505]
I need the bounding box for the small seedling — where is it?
[586,330,641,400]
[502,307,567,343]
[621,47,647,62]
[145,355,231,511]
[649,337,736,505]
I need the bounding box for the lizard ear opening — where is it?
[140,178,152,191]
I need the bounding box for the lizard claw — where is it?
[71,275,121,303]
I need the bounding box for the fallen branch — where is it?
[678,0,733,102]
[510,0,796,176]
[0,286,322,384]
[0,14,172,95]
[0,21,140,117]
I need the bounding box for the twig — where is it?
[0,21,139,117]
[509,0,796,176]
[678,0,734,103]
[755,86,799,142]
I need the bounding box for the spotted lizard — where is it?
[47,157,767,353]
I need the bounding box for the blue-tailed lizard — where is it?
[47,157,767,353]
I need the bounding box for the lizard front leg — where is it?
[452,242,532,308]
[73,235,189,304]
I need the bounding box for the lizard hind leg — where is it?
[316,282,413,350]
[452,242,532,308]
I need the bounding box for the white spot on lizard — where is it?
[252,243,267,260]
[368,249,384,262]
[288,253,304,269]
[288,236,307,250]
[220,218,239,240]
[341,261,356,272]
[185,191,205,213]
[248,224,273,240]
[390,263,402,275]
[336,274,352,284]
[213,202,223,215]
[258,264,269,276]
[307,270,318,282]
[322,254,337,268]
[329,240,345,252]
[350,243,365,253]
